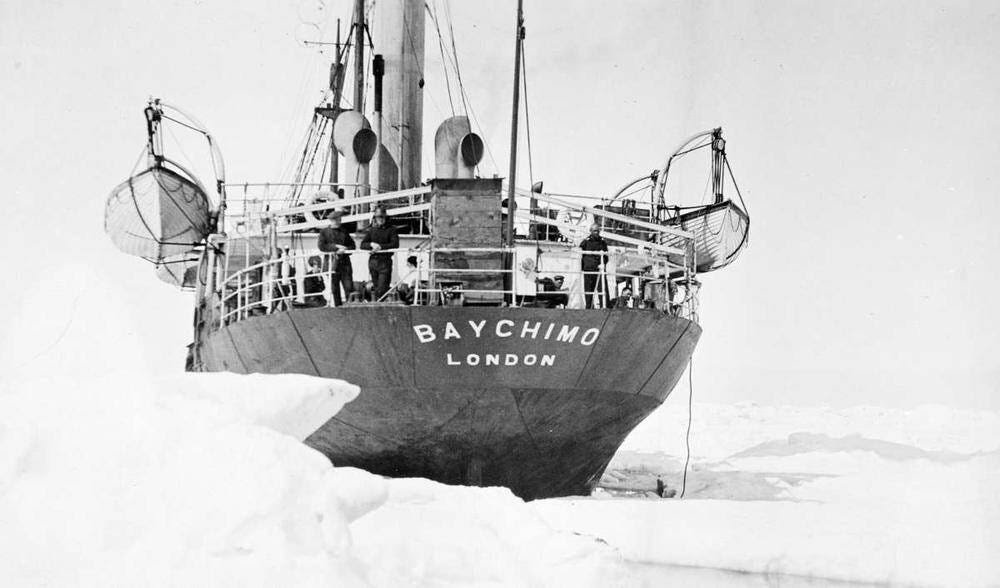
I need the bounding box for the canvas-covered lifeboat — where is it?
[104,159,213,265]
[104,99,223,289]
[659,199,749,273]
[600,127,750,274]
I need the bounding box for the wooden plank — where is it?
[430,180,503,250]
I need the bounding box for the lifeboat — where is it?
[660,199,749,273]
[104,163,213,262]
[153,248,203,289]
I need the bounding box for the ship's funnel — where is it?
[375,0,425,189]
[434,116,484,179]
[333,111,376,198]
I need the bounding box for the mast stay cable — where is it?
[680,358,694,498]
[521,33,534,188]
[424,0,499,174]
[442,0,471,122]
[426,1,456,116]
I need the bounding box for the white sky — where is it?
[1,0,997,408]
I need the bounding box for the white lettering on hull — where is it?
[417,319,597,369]
[444,352,557,367]
[468,320,487,337]
[414,320,600,346]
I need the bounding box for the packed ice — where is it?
[0,370,997,586]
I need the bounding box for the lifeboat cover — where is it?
[104,165,212,261]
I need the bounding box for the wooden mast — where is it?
[505,0,524,247]
[353,0,365,112]
[328,21,344,188]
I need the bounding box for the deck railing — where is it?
[209,182,701,327]
[214,246,700,327]
[222,183,432,235]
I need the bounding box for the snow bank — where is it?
[350,477,627,587]
[3,367,996,586]
[0,372,365,586]
[0,372,627,587]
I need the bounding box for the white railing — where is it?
[209,181,702,326]
[222,183,432,235]
[214,246,700,327]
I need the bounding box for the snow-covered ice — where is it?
[0,372,367,586]
[0,372,626,586]
[536,402,1000,586]
[1,371,998,586]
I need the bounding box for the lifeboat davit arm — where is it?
[610,128,722,205]
[148,99,226,186]
[144,99,228,228]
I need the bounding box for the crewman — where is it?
[397,255,419,305]
[302,256,326,307]
[534,274,569,308]
[360,206,399,301]
[579,222,609,309]
[612,284,634,309]
[317,209,355,306]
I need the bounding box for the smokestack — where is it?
[375,0,425,189]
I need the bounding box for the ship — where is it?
[103,0,749,500]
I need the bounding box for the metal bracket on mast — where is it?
[144,100,164,165]
[315,105,343,120]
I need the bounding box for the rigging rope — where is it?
[275,37,328,184]
[680,357,694,498]
[162,125,199,181]
[430,0,497,173]
[398,2,447,124]
[129,145,148,176]
[427,2,456,115]
[673,140,711,159]
[724,155,750,219]
[521,33,534,187]
[442,0,470,121]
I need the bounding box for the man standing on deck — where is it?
[361,206,399,301]
[317,210,355,306]
[579,222,609,309]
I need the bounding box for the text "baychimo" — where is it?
[412,319,602,367]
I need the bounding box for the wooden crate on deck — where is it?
[430,178,504,304]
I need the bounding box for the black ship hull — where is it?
[195,307,700,499]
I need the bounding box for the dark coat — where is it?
[303,273,325,307]
[579,234,609,271]
[317,226,356,264]
[361,224,400,260]
[536,277,561,292]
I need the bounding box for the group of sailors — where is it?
[313,206,401,305]
[267,208,678,313]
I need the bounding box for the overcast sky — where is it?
[1,0,997,408]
